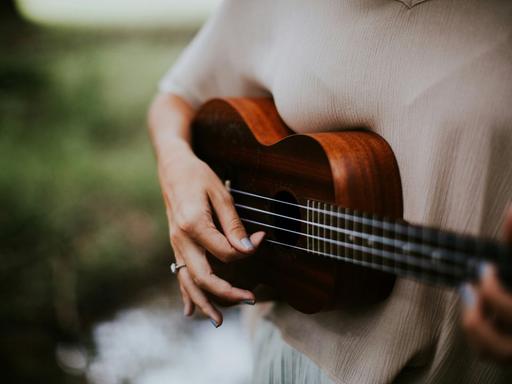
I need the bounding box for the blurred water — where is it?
[84,297,253,384]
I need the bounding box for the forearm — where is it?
[147,93,196,165]
[147,92,258,326]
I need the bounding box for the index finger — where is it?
[208,187,257,254]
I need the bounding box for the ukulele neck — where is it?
[302,199,510,287]
[231,185,510,288]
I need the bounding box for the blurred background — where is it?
[1,1,252,383]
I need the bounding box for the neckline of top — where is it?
[394,0,431,9]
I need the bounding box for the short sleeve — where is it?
[158,0,269,108]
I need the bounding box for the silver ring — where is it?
[170,262,186,274]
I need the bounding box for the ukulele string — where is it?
[239,216,469,279]
[234,202,470,267]
[227,189,506,283]
[230,188,472,247]
[231,187,404,230]
[229,187,505,269]
[263,238,465,286]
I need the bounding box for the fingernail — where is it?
[210,319,219,328]
[240,237,255,251]
[478,261,491,281]
[459,283,476,308]
[241,300,255,305]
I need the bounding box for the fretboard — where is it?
[300,200,506,287]
[232,187,511,288]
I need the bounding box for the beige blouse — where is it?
[159,0,512,382]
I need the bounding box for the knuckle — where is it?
[190,293,206,308]
[176,210,201,233]
[228,216,244,233]
[177,218,195,233]
[198,302,210,314]
[218,286,232,298]
[221,192,234,206]
[169,228,180,243]
[193,274,208,289]
[192,297,210,312]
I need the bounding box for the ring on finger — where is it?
[170,262,187,274]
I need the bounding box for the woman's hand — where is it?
[460,207,512,363]
[161,146,265,327]
[148,93,264,328]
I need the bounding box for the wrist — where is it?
[157,138,194,166]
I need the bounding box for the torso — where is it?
[161,1,512,382]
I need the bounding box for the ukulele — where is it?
[191,98,511,314]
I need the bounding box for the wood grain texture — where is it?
[191,98,403,313]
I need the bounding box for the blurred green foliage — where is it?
[0,23,194,383]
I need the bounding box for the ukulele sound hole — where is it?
[270,191,301,245]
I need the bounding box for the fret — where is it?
[329,203,334,257]
[336,206,341,258]
[437,229,461,256]
[394,220,403,277]
[345,207,352,262]
[318,201,323,254]
[353,209,360,263]
[326,203,329,255]
[312,201,317,253]
[453,228,465,284]
[402,226,418,277]
[315,202,320,254]
[372,213,380,270]
[437,229,455,285]
[315,201,320,254]
[322,202,327,256]
[423,227,438,283]
[306,200,310,252]
[319,201,323,254]
[362,212,371,266]
[462,235,477,282]
[327,203,331,255]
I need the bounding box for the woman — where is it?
[148,0,512,382]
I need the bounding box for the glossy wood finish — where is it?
[191,98,403,313]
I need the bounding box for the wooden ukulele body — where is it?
[191,98,403,313]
